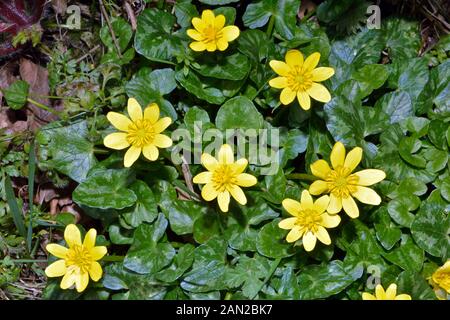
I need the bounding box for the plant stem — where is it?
[93,147,110,154]
[286,173,317,181]
[102,255,125,262]
[27,98,60,116]
[266,15,275,37]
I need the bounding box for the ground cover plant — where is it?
[0,0,449,300]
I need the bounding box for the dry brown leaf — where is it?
[298,0,317,20]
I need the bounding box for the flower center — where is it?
[212,164,237,192]
[65,245,92,274]
[202,24,222,43]
[296,209,322,232]
[127,119,155,148]
[287,66,313,92]
[326,166,359,198]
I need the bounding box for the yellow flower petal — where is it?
[269,76,288,89]
[330,141,346,169]
[285,49,303,68]
[201,183,219,201]
[280,87,296,105]
[236,173,257,187]
[64,224,81,248]
[342,196,359,218]
[192,17,205,32]
[309,180,328,195]
[153,134,173,148]
[75,272,89,293]
[311,67,335,82]
[60,270,76,289]
[187,29,203,41]
[269,60,290,76]
[106,112,132,131]
[328,194,342,214]
[214,14,225,30]
[89,261,103,282]
[303,231,317,251]
[282,198,301,216]
[313,195,330,213]
[104,133,130,150]
[307,83,331,103]
[286,226,303,243]
[201,9,215,25]
[385,284,398,300]
[310,159,331,179]
[228,184,247,205]
[217,37,229,51]
[297,91,311,110]
[217,191,230,212]
[46,244,68,259]
[395,294,412,300]
[344,147,362,172]
[278,217,298,230]
[301,190,313,209]
[124,145,141,167]
[143,103,160,124]
[45,260,66,277]
[352,169,386,186]
[83,228,97,249]
[143,144,159,161]
[127,98,143,122]
[190,41,206,52]
[315,226,331,245]
[352,186,382,205]
[321,212,341,228]
[90,246,107,261]
[206,41,217,52]
[222,25,239,42]
[362,292,376,300]
[193,171,212,184]
[218,144,234,164]
[201,153,219,171]
[153,117,172,133]
[375,284,386,299]
[303,52,320,71]
[233,158,248,174]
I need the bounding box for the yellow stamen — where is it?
[287,66,313,92]
[65,245,92,274]
[295,209,322,232]
[126,119,155,147]
[326,166,359,198]
[211,164,237,192]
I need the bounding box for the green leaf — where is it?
[198,0,239,5]
[375,91,413,124]
[411,191,450,259]
[398,137,426,168]
[2,80,29,110]
[396,271,436,300]
[216,96,264,130]
[238,29,270,63]
[134,8,185,63]
[373,207,402,250]
[37,121,97,183]
[243,0,300,40]
[155,244,195,283]
[124,213,176,274]
[125,68,177,120]
[174,2,198,29]
[382,237,424,272]
[213,7,236,25]
[100,17,134,65]
[428,120,448,150]
[121,180,158,228]
[193,213,221,244]
[352,64,389,97]
[192,52,250,81]
[256,219,295,258]
[387,195,419,228]
[298,260,363,299]
[73,169,136,210]
[108,225,133,245]
[176,69,244,105]
[383,18,421,61]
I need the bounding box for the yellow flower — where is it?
[362,284,412,300]
[429,260,450,300]
[193,144,257,212]
[268,50,334,110]
[187,9,240,52]
[45,224,107,293]
[103,98,173,167]
[279,190,341,252]
[309,141,385,219]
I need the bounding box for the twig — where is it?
[99,0,123,58]
[124,1,137,31]
[75,44,101,64]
